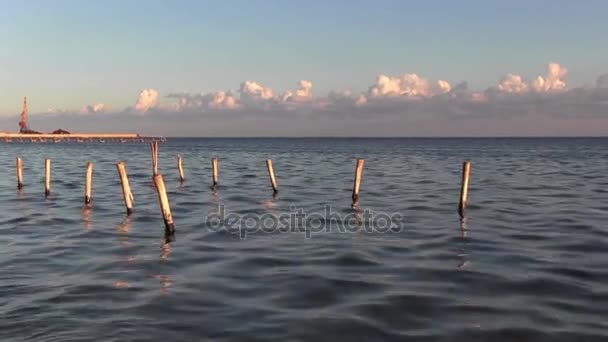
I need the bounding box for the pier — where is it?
[0,132,164,143]
[1,96,163,143]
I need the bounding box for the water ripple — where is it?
[0,138,607,341]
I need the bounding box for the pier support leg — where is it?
[85,162,94,206]
[212,157,219,189]
[44,159,51,197]
[150,141,159,176]
[16,157,24,190]
[352,159,365,207]
[266,159,279,194]
[116,161,134,215]
[458,160,472,218]
[153,174,175,237]
[177,155,185,183]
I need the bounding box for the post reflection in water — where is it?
[154,274,173,295]
[262,198,277,210]
[160,241,172,260]
[117,216,132,246]
[82,207,92,230]
[457,217,470,269]
[158,233,175,294]
[352,206,364,237]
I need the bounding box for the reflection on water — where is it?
[160,241,172,261]
[457,217,470,268]
[117,216,132,246]
[154,274,173,295]
[460,216,468,237]
[262,198,276,210]
[113,281,130,289]
[82,208,92,230]
[0,138,607,341]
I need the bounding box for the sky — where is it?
[1,0,607,136]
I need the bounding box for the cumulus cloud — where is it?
[494,63,568,94]
[531,62,567,92]
[81,103,106,114]
[437,80,451,93]
[134,89,160,112]
[498,74,529,93]
[239,81,275,103]
[367,73,451,98]
[167,90,239,111]
[281,80,313,103]
[25,61,608,136]
[156,63,604,123]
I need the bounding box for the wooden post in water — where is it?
[16,157,24,190]
[116,161,134,215]
[85,162,94,206]
[44,159,51,196]
[458,160,472,218]
[351,159,365,207]
[150,141,159,176]
[212,157,219,188]
[153,174,175,236]
[177,155,185,183]
[266,159,279,194]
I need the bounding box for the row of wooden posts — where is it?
[13,141,472,238]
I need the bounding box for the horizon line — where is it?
[159,136,608,139]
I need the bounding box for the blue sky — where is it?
[1,1,607,135]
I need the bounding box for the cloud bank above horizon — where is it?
[8,62,608,136]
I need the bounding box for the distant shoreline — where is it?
[156,136,608,139]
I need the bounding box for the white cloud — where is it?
[168,90,239,111]
[151,62,606,122]
[134,89,160,112]
[281,80,313,103]
[495,63,568,94]
[355,94,367,106]
[81,103,106,114]
[437,80,452,93]
[34,61,608,132]
[239,81,275,103]
[498,74,529,93]
[531,62,567,92]
[367,73,451,99]
[209,91,239,109]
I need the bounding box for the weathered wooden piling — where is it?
[153,174,175,235]
[177,155,185,183]
[85,162,93,206]
[266,159,279,194]
[150,141,159,176]
[212,157,219,187]
[116,161,134,215]
[458,160,472,218]
[351,159,365,206]
[16,157,24,190]
[44,159,51,196]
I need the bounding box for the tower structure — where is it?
[19,96,28,132]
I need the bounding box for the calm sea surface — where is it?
[0,138,607,341]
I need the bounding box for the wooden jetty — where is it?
[0,132,164,143]
[1,97,163,143]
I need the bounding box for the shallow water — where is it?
[0,138,607,341]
